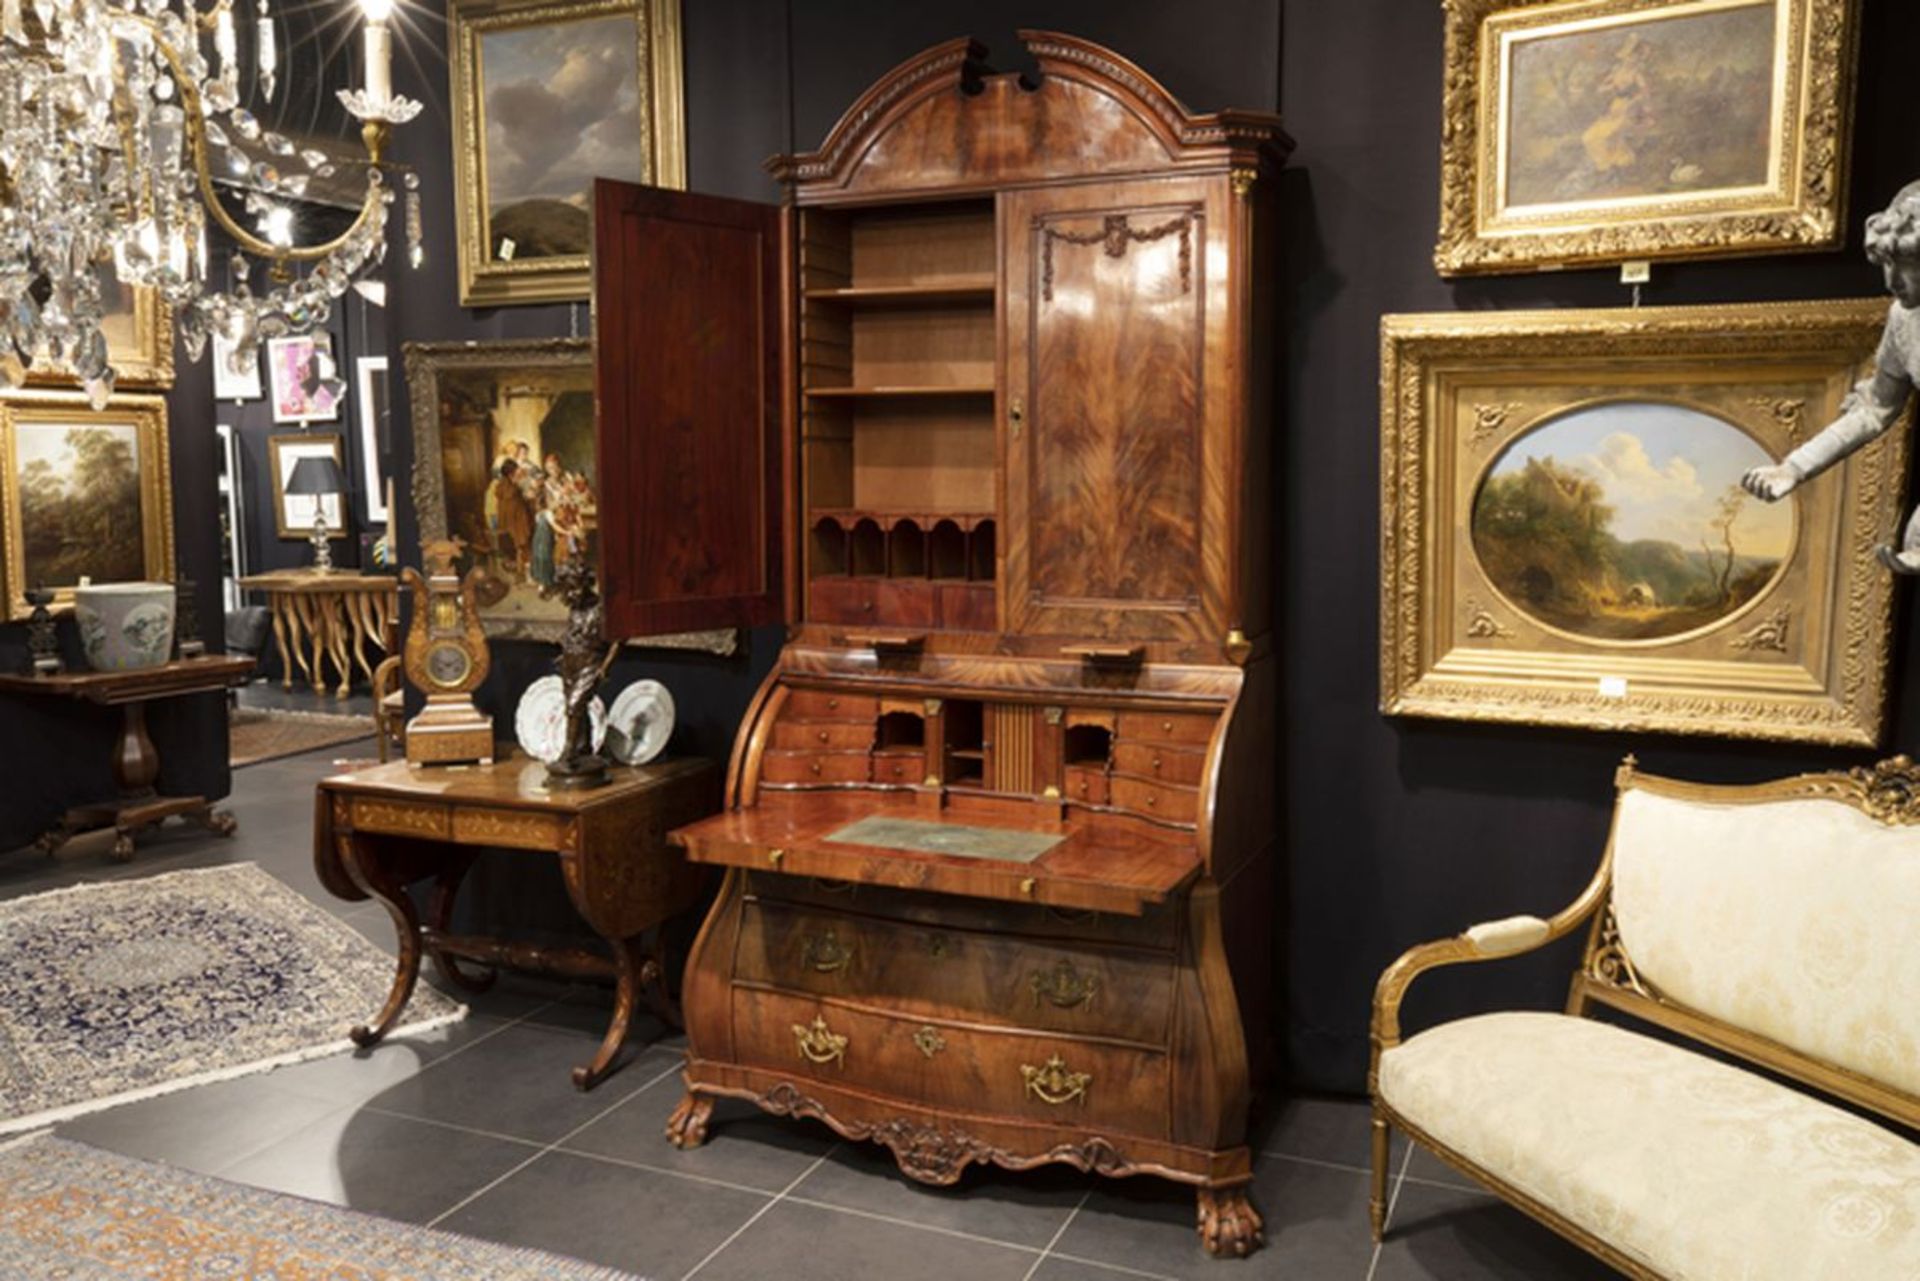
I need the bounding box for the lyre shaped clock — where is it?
[401,538,495,765]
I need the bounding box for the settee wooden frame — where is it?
[1368,755,1920,1279]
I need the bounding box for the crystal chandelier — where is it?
[0,0,422,406]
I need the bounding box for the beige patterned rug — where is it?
[0,1135,643,1279]
[230,706,376,767]
[0,864,462,1135]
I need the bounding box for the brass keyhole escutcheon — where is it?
[792,1016,848,1067]
[1021,1054,1091,1106]
[925,933,951,959]
[912,1025,946,1059]
[801,930,853,973]
[768,848,786,868]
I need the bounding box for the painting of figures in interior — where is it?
[0,391,174,618]
[1379,301,1909,746]
[1471,402,1794,641]
[449,0,684,305]
[404,339,596,641]
[1435,0,1860,274]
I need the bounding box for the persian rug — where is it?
[0,864,462,1135]
[0,1135,644,1279]
[230,706,375,767]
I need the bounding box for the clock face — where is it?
[426,641,473,689]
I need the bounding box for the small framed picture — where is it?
[355,356,391,524]
[211,334,263,402]
[268,433,347,539]
[267,334,342,424]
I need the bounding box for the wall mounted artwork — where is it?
[449,0,686,306]
[1379,299,1907,745]
[25,265,174,390]
[267,334,342,424]
[1435,0,1861,275]
[0,390,174,619]
[267,432,347,540]
[404,337,732,653]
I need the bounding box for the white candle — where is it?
[361,0,392,108]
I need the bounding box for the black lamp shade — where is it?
[285,454,347,496]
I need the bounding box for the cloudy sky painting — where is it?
[481,16,642,214]
[1485,401,1793,558]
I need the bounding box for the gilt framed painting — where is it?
[403,338,733,653]
[25,265,174,390]
[0,391,174,620]
[1435,0,1861,275]
[1379,300,1907,746]
[449,0,686,306]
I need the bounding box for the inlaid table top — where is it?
[240,571,398,595]
[319,751,712,815]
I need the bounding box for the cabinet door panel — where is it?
[593,180,785,636]
[1003,178,1232,643]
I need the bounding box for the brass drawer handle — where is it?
[1151,754,1162,771]
[808,762,823,776]
[1021,1054,1091,1106]
[1030,958,1099,1010]
[912,1025,946,1058]
[801,930,854,973]
[768,848,786,868]
[827,697,841,710]
[816,729,831,743]
[926,933,951,959]
[792,1016,848,1067]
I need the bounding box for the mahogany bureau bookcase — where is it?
[589,32,1288,1257]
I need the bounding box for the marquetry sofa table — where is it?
[1371,757,1920,1280]
[241,569,397,698]
[315,752,718,1090]
[0,655,254,860]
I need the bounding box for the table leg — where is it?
[639,929,682,1029]
[426,851,496,995]
[346,594,376,687]
[573,933,646,1091]
[112,701,160,794]
[295,596,327,695]
[321,595,353,698]
[339,830,424,1047]
[283,597,314,691]
[268,593,295,691]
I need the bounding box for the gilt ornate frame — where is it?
[449,0,686,306]
[25,283,174,389]
[0,390,174,620]
[404,337,734,654]
[1379,300,1907,746]
[1435,0,1861,276]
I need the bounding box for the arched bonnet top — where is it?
[765,31,1293,200]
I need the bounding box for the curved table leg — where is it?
[287,597,318,693]
[268,594,295,691]
[426,852,496,995]
[323,595,353,697]
[666,1090,715,1149]
[338,830,423,1047]
[638,928,682,1029]
[346,593,377,687]
[572,933,645,1092]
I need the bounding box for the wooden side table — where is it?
[315,752,718,1090]
[0,655,255,860]
[240,570,397,698]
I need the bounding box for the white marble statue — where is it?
[1742,181,1920,572]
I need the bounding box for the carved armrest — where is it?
[1371,874,1611,1055]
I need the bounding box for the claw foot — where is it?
[196,808,239,837]
[111,831,137,861]
[665,1091,713,1150]
[1197,1187,1263,1258]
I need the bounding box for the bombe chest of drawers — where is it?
[586,30,1287,1257]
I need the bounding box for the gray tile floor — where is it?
[1,743,1620,1280]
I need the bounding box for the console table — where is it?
[240,570,397,698]
[314,751,717,1089]
[0,655,255,860]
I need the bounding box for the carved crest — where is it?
[1849,756,1920,825]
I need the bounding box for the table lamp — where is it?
[286,455,347,572]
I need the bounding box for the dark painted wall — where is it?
[1279,0,1920,1089]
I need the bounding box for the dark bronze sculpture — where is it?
[546,553,618,789]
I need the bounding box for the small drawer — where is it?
[731,986,1171,1132]
[1115,711,1217,748]
[873,579,937,629]
[761,750,871,785]
[350,798,449,839]
[450,807,572,852]
[937,582,996,632]
[735,897,1174,1044]
[1063,765,1109,806]
[871,750,926,785]
[808,578,878,624]
[1111,743,1208,787]
[773,720,875,751]
[753,875,1183,952]
[784,690,879,721]
[1108,775,1200,826]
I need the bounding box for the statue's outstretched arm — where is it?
[1781,366,1913,483]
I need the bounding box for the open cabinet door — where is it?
[593,179,785,637]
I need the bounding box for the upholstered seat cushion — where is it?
[1378,1012,1920,1280]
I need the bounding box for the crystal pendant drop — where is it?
[228,107,260,140]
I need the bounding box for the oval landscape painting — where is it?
[1472,402,1793,642]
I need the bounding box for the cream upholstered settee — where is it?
[1369,757,1920,1280]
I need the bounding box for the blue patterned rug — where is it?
[0,864,462,1134]
[0,1135,643,1279]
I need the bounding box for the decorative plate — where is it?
[606,678,675,765]
[513,674,606,764]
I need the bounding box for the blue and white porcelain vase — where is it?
[74,582,177,671]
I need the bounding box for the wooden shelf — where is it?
[804,279,995,306]
[811,509,994,528]
[805,385,994,400]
